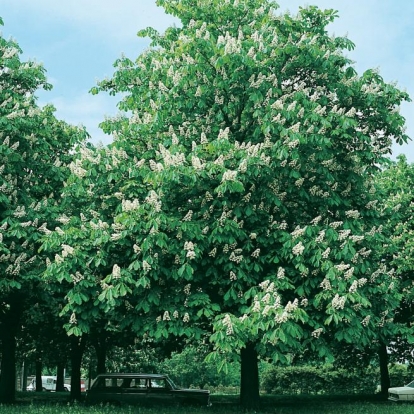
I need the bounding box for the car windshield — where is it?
[406,381,414,388]
[167,377,178,389]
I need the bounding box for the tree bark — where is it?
[240,342,260,409]
[0,297,23,403]
[0,327,17,402]
[35,355,43,392]
[21,360,29,392]
[94,339,107,375]
[70,335,87,401]
[379,342,390,399]
[56,363,65,392]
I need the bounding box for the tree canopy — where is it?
[0,17,87,402]
[42,0,410,408]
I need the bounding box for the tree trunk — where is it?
[95,340,107,375]
[56,363,65,392]
[240,342,260,409]
[379,342,390,399]
[70,335,87,401]
[35,355,43,392]
[0,297,23,403]
[0,328,17,402]
[21,360,29,392]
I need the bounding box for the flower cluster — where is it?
[277,267,285,279]
[61,244,74,258]
[217,32,241,54]
[311,328,323,338]
[332,294,346,310]
[315,230,325,243]
[335,263,350,272]
[229,251,243,263]
[71,272,84,284]
[145,191,162,212]
[344,267,354,280]
[292,241,305,256]
[69,159,87,178]
[345,210,360,219]
[208,247,217,257]
[122,199,140,212]
[69,313,77,325]
[291,226,307,239]
[222,170,237,182]
[349,280,358,293]
[361,315,371,326]
[251,248,260,258]
[182,210,193,222]
[142,260,151,273]
[321,247,330,259]
[320,278,332,290]
[222,314,234,335]
[184,241,196,260]
[112,264,121,279]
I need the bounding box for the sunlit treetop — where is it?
[0,19,87,294]
[47,0,409,363]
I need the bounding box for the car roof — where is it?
[95,373,168,379]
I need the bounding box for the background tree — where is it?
[41,143,154,398]
[373,155,414,395]
[0,17,87,403]
[378,155,414,327]
[46,0,409,409]
[17,289,71,392]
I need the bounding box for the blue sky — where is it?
[1,0,413,161]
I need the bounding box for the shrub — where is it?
[260,364,386,395]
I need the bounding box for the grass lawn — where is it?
[0,393,412,413]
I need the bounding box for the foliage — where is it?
[158,345,240,389]
[40,144,141,337]
[0,20,87,297]
[42,0,410,407]
[261,363,413,395]
[376,156,414,342]
[356,155,414,380]
[0,16,87,403]
[262,364,367,395]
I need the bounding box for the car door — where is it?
[147,378,174,404]
[88,376,123,404]
[120,377,148,405]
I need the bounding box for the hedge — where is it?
[261,364,413,395]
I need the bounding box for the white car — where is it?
[388,380,414,401]
[26,376,71,392]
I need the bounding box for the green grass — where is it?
[0,394,412,414]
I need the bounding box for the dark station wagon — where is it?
[86,373,211,406]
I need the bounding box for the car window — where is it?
[120,378,147,388]
[132,378,147,389]
[121,378,131,388]
[150,378,170,389]
[93,377,123,388]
